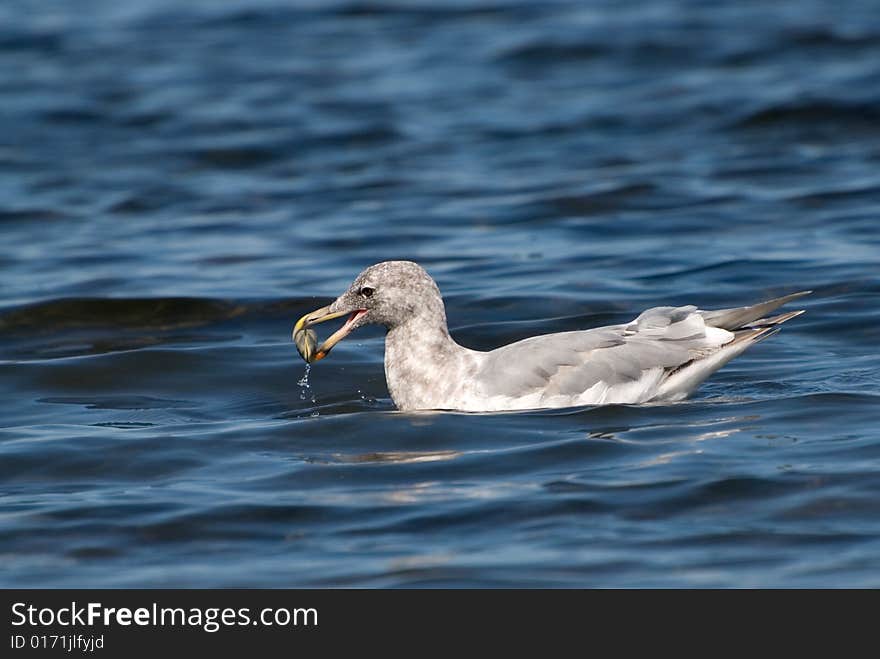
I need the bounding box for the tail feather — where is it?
[656,293,809,401]
[747,308,806,328]
[701,291,811,330]
[728,308,806,347]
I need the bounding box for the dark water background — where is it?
[2,0,879,587]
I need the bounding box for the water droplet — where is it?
[298,364,316,405]
[297,363,310,388]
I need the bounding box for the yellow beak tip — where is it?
[293,305,354,364]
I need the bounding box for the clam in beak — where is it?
[292,305,368,363]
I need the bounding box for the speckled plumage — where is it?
[314,261,809,412]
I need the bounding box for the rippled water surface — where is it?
[2,0,880,587]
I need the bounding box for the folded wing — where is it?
[476,291,810,405]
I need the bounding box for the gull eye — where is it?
[360,286,374,298]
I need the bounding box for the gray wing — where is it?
[699,290,811,329]
[477,305,721,400]
[476,290,811,401]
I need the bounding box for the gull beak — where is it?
[293,305,367,363]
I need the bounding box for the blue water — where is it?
[2,0,879,587]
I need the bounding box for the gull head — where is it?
[293,261,444,363]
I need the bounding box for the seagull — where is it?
[293,261,809,412]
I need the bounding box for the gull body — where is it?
[294,261,809,412]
